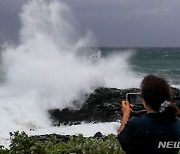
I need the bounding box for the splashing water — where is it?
[0,0,141,132]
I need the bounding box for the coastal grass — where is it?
[0,131,125,154]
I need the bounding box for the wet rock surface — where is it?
[34,132,106,143]
[48,87,180,126]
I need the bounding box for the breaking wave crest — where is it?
[0,0,140,131]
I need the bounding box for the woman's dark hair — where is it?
[140,75,179,120]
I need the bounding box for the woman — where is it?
[118,75,180,154]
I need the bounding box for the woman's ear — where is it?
[143,101,147,110]
[143,101,155,112]
[143,100,148,110]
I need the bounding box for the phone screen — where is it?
[126,93,142,104]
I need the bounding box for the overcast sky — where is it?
[0,0,180,47]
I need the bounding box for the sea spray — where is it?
[0,0,140,132]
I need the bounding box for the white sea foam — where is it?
[0,122,120,149]
[0,0,141,147]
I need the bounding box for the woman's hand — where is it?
[118,101,134,134]
[121,100,134,117]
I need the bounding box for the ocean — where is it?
[100,47,180,87]
[1,47,180,88]
[0,46,180,147]
[0,0,180,148]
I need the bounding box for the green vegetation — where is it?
[1,132,179,154]
[0,131,125,154]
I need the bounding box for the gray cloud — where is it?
[66,0,180,47]
[0,0,26,43]
[0,0,180,47]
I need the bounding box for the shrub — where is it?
[1,132,180,153]
[0,131,125,154]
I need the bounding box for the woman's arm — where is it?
[118,101,133,134]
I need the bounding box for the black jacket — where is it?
[118,113,180,154]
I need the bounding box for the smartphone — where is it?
[126,93,142,104]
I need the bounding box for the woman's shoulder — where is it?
[128,113,152,125]
[123,114,152,132]
[128,113,180,134]
[129,112,179,124]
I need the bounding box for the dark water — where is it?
[99,47,180,86]
[0,46,180,87]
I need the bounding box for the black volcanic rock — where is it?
[34,132,107,143]
[48,87,180,126]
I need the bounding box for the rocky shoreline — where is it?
[48,87,180,126]
[34,132,106,143]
